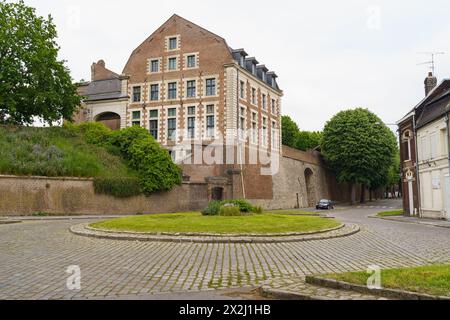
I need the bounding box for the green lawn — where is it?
[377,210,404,217]
[0,126,136,178]
[268,209,320,216]
[324,264,450,297]
[90,213,341,234]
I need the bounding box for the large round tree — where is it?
[0,0,81,125]
[321,108,397,203]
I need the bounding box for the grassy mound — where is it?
[0,125,134,178]
[90,212,342,234]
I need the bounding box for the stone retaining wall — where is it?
[0,175,208,216]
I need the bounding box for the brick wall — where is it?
[0,175,208,216]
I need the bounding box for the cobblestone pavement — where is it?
[260,277,388,300]
[1,199,449,300]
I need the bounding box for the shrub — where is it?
[73,122,111,146]
[127,138,182,194]
[222,199,255,213]
[219,205,241,217]
[202,200,222,216]
[93,177,141,198]
[109,126,150,157]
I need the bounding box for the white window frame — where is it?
[148,108,160,141]
[204,103,218,139]
[166,81,178,101]
[184,52,199,70]
[185,105,197,140]
[148,58,162,74]
[166,106,178,142]
[166,35,180,52]
[131,109,142,127]
[205,77,218,97]
[166,55,179,72]
[251,111,258,144]
[185,79,197,99]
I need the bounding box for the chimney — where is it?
[91,60,106,81]
[424,72,437,96]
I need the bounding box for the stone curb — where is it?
[70,223,360,244]
[258,286,323,300]
[86,223,345,238]
[0,220,21,225]
[305,276,450,300]
[370,215,450,229]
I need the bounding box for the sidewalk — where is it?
[376,215,450,229]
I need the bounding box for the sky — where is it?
[22,0,450,132]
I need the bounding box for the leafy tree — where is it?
[281,116,300,148]
[321,108,397,203]
[0,0,81,125]
[296,131,322,151]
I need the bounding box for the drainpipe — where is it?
[445,105,450,219]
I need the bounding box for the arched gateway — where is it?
[95,112,121,131]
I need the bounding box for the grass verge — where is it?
[324,264,450,297]
[377,210,404,217]
[90,213,341,234]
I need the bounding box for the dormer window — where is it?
[240,56,245,67]
[262,72,266,82]
[252,64,256,75]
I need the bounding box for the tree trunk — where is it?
[351,183,356,205]
[360,184,366,204]
[369,189,373,202]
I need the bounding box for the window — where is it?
[168,108,177,117]
[187,55,196,68]
[186,80,196,98]
[168,57,177,71]
[132,111,141,126]
[187,106,196,116]
[271,99,276,114]
[262,94,267,110]
[251,88,256,105]
[169,37,178,50]
[187,117,195,139]
[132,86,141,102]
[150,60,159,73]
[149,110,158,140]
[206,105,215,138]
[205,78,216,96]
[168,82,177,100]
[240,81,245,99]
[167,108,177,141]
[251,112,257,143]
[239,107,246,140]
[150,84,159,101]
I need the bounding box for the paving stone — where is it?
[0,200,449,299]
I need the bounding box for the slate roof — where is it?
[83,78,128,102]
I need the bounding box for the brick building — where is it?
[75,14,283,202]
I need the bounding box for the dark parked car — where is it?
[316,199,335,210]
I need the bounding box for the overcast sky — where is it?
[24,0,450,132]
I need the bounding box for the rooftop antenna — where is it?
[417,51,445,75]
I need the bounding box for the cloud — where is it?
[24,0,450,131]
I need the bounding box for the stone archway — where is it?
[95,112,121,131]
[304,168,316,207]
